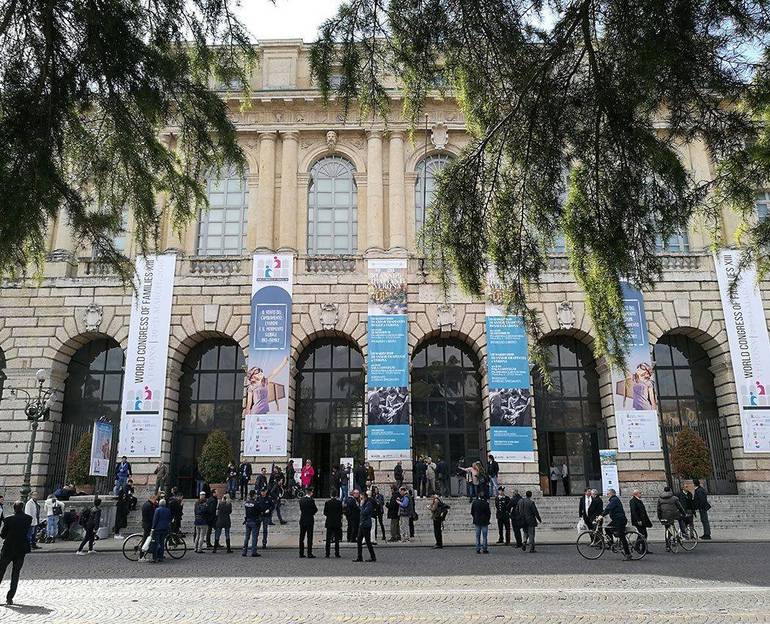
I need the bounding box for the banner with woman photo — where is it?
[366,259,410,460]
[485,279,535,462]
[243,254,293,456]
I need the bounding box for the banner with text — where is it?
[485,281,535,462]
[367,259,410,460]
[90,420,113,477]
[118,255,175,457]
[600,449,620,495]
[244,254,292,456]
[716,250,770,453]
[611,284,662,453]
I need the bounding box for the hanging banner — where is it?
[366,259,410,460]
[89,420,113,477]
[243,254,292,456]
[118,254,176,457]
[716,249,770,453]
[485,280,535,462]
[611,284,662,453]
[599,449,620,495]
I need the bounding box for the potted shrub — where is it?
[66,431,94,494]
[198,430,233,496]
[670,427,712,488]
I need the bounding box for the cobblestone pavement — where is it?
[3,544,770,623]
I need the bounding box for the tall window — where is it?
[756,191,770,220]
[198,165,249,256]
[656,232,690,252]
[90,207,129,259]
[415,154,452,232]
[307,157,358,255]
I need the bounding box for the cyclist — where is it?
[598,489,631,561]
[656,486,687,552]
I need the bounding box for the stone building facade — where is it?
[0,40,768,498]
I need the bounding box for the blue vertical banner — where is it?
[366,259,410,460]
[486,281,535,462]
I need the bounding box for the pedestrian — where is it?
[226,462,238,499]
[43,494,63,543]
[270,479,287,525]
[494,486,511,545]
[365,461,375,489]
[256,488,274,549]
[393,461,403,489]
[340,462,351,500]
[657,486,687,551]
[487,454,500,497]
[587,489,603,530]
[456,458,467,497]
[354,461,367,493]
[285,460,296,494]
[238,459,253,501]
[561,461,570,496]
[600,488,631,560]
[676,485,695,535]
[516,490,542,553]
[211,493,232,553]
[153,460,168,495]
[471,493,491,554]
[194,468,205,497]
[150,498,171,563]
[407,487,417,537]
[578,487,592,527]
[354,490,376,562]
[435,458,449,496]
[75,498,102,555]
[428,494,447,548]
[114,456,132,493]
[299,487,317,558]
[386,484,400,542]
[126,479,137,511]
[629,489,653,551]
[323,494,343,558]
[692,479,712,540]
[459,462,481,500]
[548,464,560,496]
[371,486,386,542]
[414,457,427,498]
[397,486,411,542]
[331,465,342,499]
[140,494,159,557]
[255,467,268,492]
[300,460,315,490]
[112,485,129,538]
[193,491,208,553]
[205,488,218,548]
[509,489,524,548]
[344,489,361,543]
[23,492,41,550]
[0,501,32,605]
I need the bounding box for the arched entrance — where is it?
[293,337,365,496]
[411,337,484,494]
[654,333,737,494]
[174,338,245,497]
[48,338,124,494]
[533,335,606,495]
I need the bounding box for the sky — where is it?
[234,0,343,42]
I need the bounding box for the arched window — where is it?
[411,338,483,493]
[175,338,245,497]
[294,338,365,495]
[198,165,249,256]
[307,157,358,255]
[533,336,605,495]
[415,154,452,232]
[654,334,736,494]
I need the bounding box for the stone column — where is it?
[278,131,299,251]
[366,130,385,251]
[255,132,277,250]
[388,131,406,251]
[45,207,77,277]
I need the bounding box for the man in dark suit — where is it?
[323,495,343,558]
[629,489,653,551]
[299,488,318,558]
[586,489,603,530]
[0,501,32,605]
[692,479,712,540]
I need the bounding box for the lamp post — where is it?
[10,369,53,503]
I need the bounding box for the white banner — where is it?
[599,449,619,495]
[244,414,288,457]
[715,250,770,453]
[118,255,176,457]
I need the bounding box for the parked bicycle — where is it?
[122,531,187,561]
[662,521,698,553]
[576,518,648,560]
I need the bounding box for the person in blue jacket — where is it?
[151,498,172,563]
[600,489,631,560]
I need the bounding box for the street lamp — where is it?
[10,369,53,503]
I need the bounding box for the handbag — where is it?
[142,533,154,554]
[576,518,587,533]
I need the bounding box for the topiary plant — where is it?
[198,429,233,485]
[670,427,712,480]
[66,431,92,485]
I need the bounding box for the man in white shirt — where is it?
[578,488,592,527]
[561,462,570,496]
[23,493,41,550]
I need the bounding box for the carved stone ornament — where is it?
[436,303,455,329]
[431,123,449,149]
[556,300,575,330]
[326,130,338,153]
[84,303,103,332]
[320,303,339,330]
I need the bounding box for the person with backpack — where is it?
[471,493,491,554]
[75,498,102,555]
[428,494,449,549]
[43,494,63,543]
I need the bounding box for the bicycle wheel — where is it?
[165,533,187,559]
[668,527,680,553]
[122,533,144,562]
[576,530,605,560]
[626,530,648,560]
[679,526,698,551]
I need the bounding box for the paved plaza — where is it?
[2,543,770,623]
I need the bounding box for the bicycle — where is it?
[662,520,698,553]
[122,531,187,561]
[576,518,648,560]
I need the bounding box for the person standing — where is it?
[300,460,315,490]
[459,462,481,500]
[75,498,102,555]
[323,495,343,558]
[150,498,171,563]
[112,485,129,539]
[213,494,233,553]
[205,489,218,548]
[629,490,652,550]
[270,479,287,525]
[578,488,592,527]
[241,490,260,557]
[340,463,351,500]
[600,489,631,561]
[386,484,400,542]
[168,492,183,535]
[226,462,238,499]
[285,460,296,492]
[255,467,268,493]
[494,486,511,545]
[354,462,367,493]
[561,462,570,496]
[238,459,253,500]
[298,488,318,558]
[193,492,209,553]
[393,461,404,489]
[115,456,132,493]
[509,489,524,549]
[255,488,275,549]
[354,491,376,562]
[43,494,63,544]
[471,493,491,554]
[548,464,560,496]
[428,494,446,549]
[371,486,386,542]
[365,462,375,489]
[425,458,437,496]
[587,489,603,530]
[414,457,427,498]
[0,501,32,604]
[141,494,159,557]
[397,487,411,543]
[517,491,542,553]
[153,460,168,495]
[344,490,361,543]
[487,455,500,497]
[456,458,467,497]
[330,465,342,499]
[692,479,712,540]
[23,493,41,550]
[436,458,449,497]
